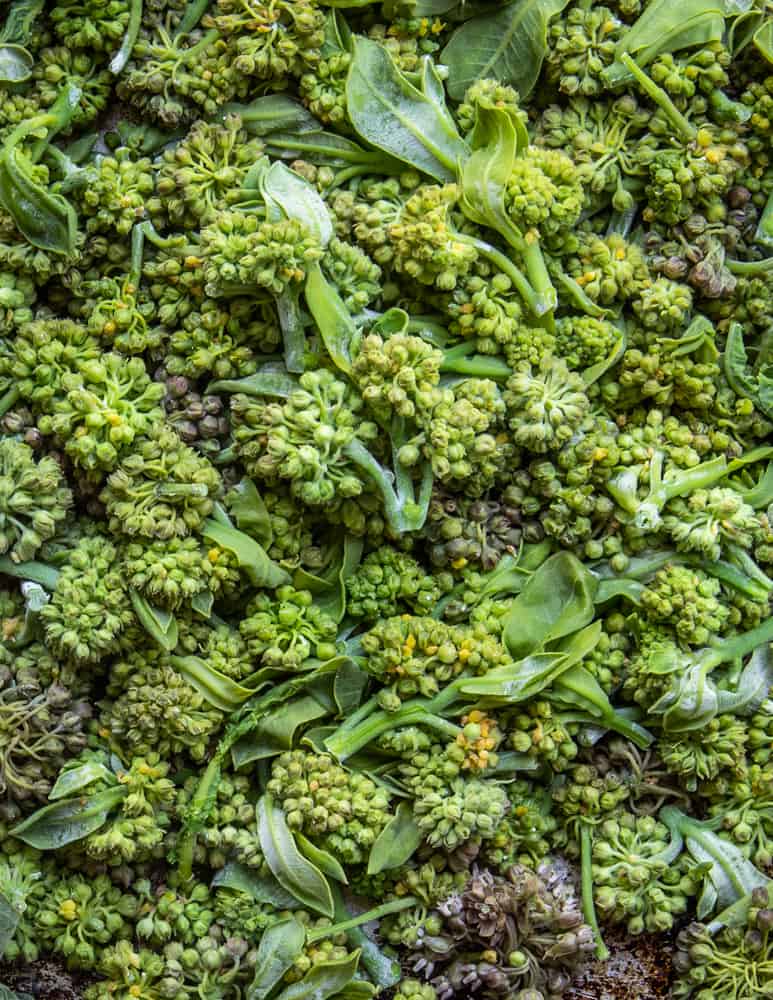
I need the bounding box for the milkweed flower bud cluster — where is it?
[1,1,773,997]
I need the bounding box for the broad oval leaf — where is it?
[603,0,726,85]
[503,551,598,658]
[227,478,273,546]
[346,36,467,181]
[0,147,78,255]
[231,695,329,767]
[367,803,422,875]
[441,0,571,101]
[208,370,299,399]
[48,761,113,801]
[272,951,361,1000]
[459,103,525,249]
[333,658,368,716]
[0,44,33,83]
[247,917,307,1000]
[10,787,126,850]
[660,807,771,919]
[261,160,333,247]
[257,795,334,917]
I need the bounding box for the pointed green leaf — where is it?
[503,552,598,658]
[296,833,348,883]
[201,520,291,589]
[247,917,307,1000]
[441,0,571,101]
[346,36,467,181]
[272,951,361,1000]
[367,802,422,875]
[257,795,335,917]
[49,761,114,800]
[10,787,126,850]
[129,590,178,651]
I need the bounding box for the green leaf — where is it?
[314,536,364,623]
[305,263,356,376]
[170,654,257,712]
[190,589,214,617]
[441,0,571,101]
[247,917,308,1000]
[10,787,126,850]
[551,665,654,748]
[257,795,335,917]
[603,0,725,85]
[346,36,468,181]
[48,761,113,800]
[461,651,566,703]
[0,44,32,82]
[0,558,59,590]
[716,642,773,717]
[295,833,348,883]
[459,103,526,249]
[660,806,771,919]
[260,160,333,247]
[224,94,320,136]
[231,695,329,767]
[201,520,291,589]
[0,85,82,255]
[367,802,422,875]
[129,589,178,652]
[650,659,718,733]
[0,985,32,1000]
[208,369,299,398]
[333,659,368,716]
[0,897,19,960]
[582,330,627,386]
[227,478,273,547]
[272,951,361,1000]
[503,551,598,659]
[754,18,773,62]
[211,863,299,909]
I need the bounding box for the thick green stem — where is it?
[27,84,83,163]
[325,684,462,759]
[155,482,211,499]
[521,238,557,317]
[454,231,539,319]
[580,824,609,961]
[177,754,223,883]
[343,439,431,534]
[439,343,511,380]
[307,896,418,943]
[620,53,696,143]
[726,255,773,274]
[705,615,773,671]
[175,0,211,36]
[110,0,143,75]
[0,384,20,418]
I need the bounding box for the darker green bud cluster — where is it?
[267,750,391,863]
